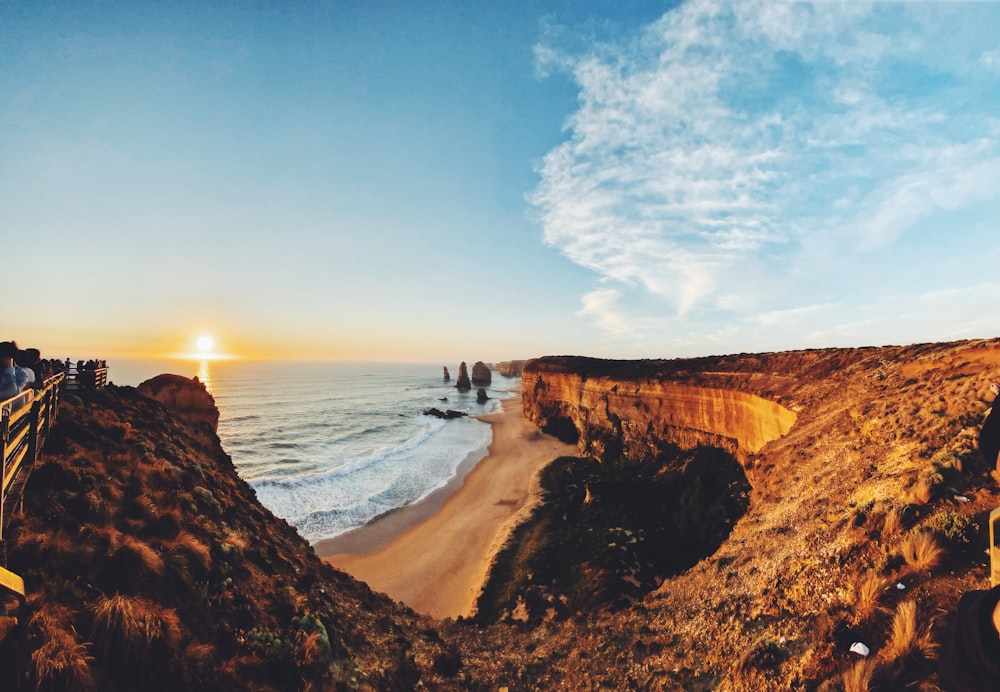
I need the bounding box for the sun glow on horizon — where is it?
[170,333,240,361]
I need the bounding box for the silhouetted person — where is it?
[939,584,1000,691]
[979,382,1000,471]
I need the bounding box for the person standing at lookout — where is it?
[980,381,1000,473]
[0,341,28,401]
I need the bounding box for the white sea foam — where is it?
[110,358,517,543]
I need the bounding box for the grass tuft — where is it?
[881,600,938,663]
[840,657,879,692]
[28,604,97,692]
[851,569,888,622]
[898,530,943,573]
[90,594,182,687]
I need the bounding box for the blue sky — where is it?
[3,1,1000,363]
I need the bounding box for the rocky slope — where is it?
[3,338,1000,691]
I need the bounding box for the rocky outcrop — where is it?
[522,356,798,463]
[443,366,450,382]
[455,362,471,392]
[471,361,491,387]
[137,373,220,432]
[476,388,489,404]
[423,407,468,419]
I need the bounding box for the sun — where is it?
[196,335,215,354]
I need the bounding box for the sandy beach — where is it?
[317,398,578,619]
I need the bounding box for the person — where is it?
[15,347,41,389]
[978,381,1000,471]
[0,341,28,401]
[938,584,1000,690]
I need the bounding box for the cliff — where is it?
[494,360,527,378]
[522,358,798,460]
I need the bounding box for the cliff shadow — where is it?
[475,445,750,624]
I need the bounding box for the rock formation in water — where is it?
[476,388,489,404]
[471,361,491,387]
[136,373,220,432]
[455,362,471,392]
[443,366,450,382]
[423,407,468,419]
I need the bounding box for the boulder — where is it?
[471,361,492,386]
[137,374,220,432]
[455,362,471,392]
[477,388,489,404]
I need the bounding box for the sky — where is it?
[3,1,1000,364]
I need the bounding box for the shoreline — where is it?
[318,397,578,619]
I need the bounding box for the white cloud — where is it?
[533,0,1000,347]
[577,287,632,335]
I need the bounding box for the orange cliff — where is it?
[522,355,799,462]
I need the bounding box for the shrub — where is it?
[929,511,977,548]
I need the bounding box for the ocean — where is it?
[108,358,518,543]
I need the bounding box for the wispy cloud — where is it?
[533,0,1000,347]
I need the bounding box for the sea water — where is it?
[108,359,517,543]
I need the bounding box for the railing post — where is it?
[991,507,1000,588]
[0,407,8,542]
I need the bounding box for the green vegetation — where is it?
[476,446,750,623]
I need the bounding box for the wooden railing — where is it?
[0,373,69,616]
[64,366,108,391]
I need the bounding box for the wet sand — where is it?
[316,398,577,619]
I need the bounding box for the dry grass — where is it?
[881,600,937,663]
[898,530,943,573]
[172,530,212,572]
[851,569,889,622]
[28,604,96,692]
[881,506,903,540]
[120,535,166,577]
[904,475,935,506]
[90,594,182,685]
[840,657,879,692]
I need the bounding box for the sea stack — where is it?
[471,361,492,387]
[455,362,471,392]
[477,387,489,404]
[443,366,450,382]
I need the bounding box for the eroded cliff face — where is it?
[523,360,798,462]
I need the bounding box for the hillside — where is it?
[2,338,999,690]
[0,385,475,691]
